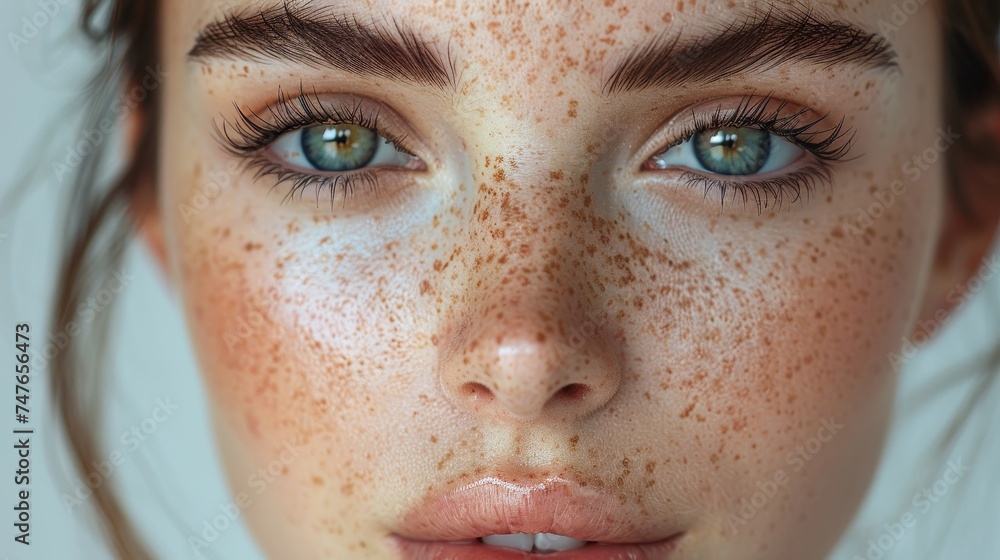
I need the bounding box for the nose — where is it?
[439,304,622,422]
[436,157,623,422]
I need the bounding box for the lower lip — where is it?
[392,534,684,560]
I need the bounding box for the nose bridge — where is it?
[435,150,623,422]
[465,149,595,324]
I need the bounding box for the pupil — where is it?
[708,130,743,157]
[711,130,739,148]
[322,127,351,145]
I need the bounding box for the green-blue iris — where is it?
[693,127,771,176]
[301,124,378,171]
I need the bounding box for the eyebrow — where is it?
[603,8,899,94]
[188,2,456,90]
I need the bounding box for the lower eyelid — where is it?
[234,144,433,212]
[678,162,835,213]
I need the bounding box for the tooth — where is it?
[534,533,587,552]
[482,533,535,551]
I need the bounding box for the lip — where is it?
[392,539,683,560]
[390,474,685,559]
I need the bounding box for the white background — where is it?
[0,1,998,559]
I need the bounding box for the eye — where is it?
[647,127,805,176]
[269,123,418,172]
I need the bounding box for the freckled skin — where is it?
[155,0,949,558]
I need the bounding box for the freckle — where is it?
[567,99,578,118]
[662,11,673,22]
[312,476,324,486]
[437,449,455,470]
[493,168,506,182]
[680,402,696,418]
[549,171,564,180]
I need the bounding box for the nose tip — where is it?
[439,314,621,422]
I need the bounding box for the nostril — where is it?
[460,382,495,403]
[558,383,589,400]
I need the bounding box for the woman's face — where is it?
[154,0,946,558]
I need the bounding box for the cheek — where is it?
[656,154,942,550]
[601,121,943,552]
[160,157,407,546]
[162,155,483,557]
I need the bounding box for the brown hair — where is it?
[48,1,1000,558]
[52,1,159,558]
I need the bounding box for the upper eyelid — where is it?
[636,95,856,169]
[212,87,423,159]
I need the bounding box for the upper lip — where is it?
[392,472,683,544]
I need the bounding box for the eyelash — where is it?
[217,89,853,212]
[680,165,834,214]
[215,85,415,205]
[656,93,855,212]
